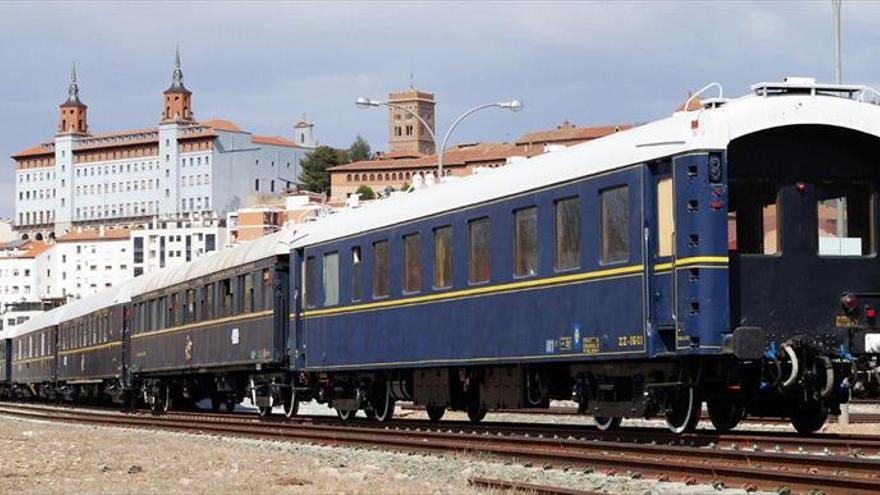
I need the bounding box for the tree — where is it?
[298,145,345,194]
[400,182,411,192]
[355,184,376,200]
[348,135,373,162]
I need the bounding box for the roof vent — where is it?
[751,77,864,98]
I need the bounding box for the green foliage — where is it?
[298,145,347,194]
[355,184,376,200]
[400,182,411,192]
[348,135,373,162]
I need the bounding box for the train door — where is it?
[650,154,730,355]
[649,161,677,354]
[289,248,305,370]
[274,256,291,365]
[121,305,131,388]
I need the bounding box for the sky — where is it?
[0,1,878,218]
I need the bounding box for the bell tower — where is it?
[387,89,435,156]
[57,63,88,136]
[161,47,193,123]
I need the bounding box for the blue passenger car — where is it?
[289,78,880,433]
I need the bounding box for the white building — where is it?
[11,53,316,241]
[131,216,224,276]
[0,220,14,243]
[37,228,132,301]
[0,240,47,331]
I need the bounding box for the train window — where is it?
[244,274,254,313]
[262,269,272,310]
[403,233,421,293]
[656,178,675,257]
[372,240,390,298]
[205,284,214,320]
[433,226,453,289]
[304,256,317,308]
[555,197,581,270]
[351,247,363,302]
[469,217,491,284]
[187,289,196,321]
[174,292,184,326]
[728,179,778,255]
[514,207,538,277]
[324,252,340,306]
[600,186,630,263]
[817,182,874,256]
[220,279,233,317]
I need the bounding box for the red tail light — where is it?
[841,293,859,315]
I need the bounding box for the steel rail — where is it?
[1,403,880,494]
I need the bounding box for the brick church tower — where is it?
[161,48,193,123]
[387,89,435,156]
[57,63,88,136]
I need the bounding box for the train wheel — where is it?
[337,408,355,421]
[426,405,446,422]
[370,383,395,422]
[594,416,622,431]
[282,385,299,419]
[790,400,828,435]
[257,404,273,417]
[225,399,238,413]
[162,386,173,414]
[707,399,744,432]
[466,403,487,424]
[210,397,222,413]
[665,387,701,434]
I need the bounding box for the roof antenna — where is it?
[409,71,414,89]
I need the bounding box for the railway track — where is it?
[2,402,880,494]
[400,404,880,424]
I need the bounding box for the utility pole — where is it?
[832,0,851,427]
[833,0,842,84]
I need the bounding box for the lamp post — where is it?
[356,96,523,180]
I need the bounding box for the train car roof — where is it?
[132,227,295,297]
[294,80,880,248]
[3,280,136,340]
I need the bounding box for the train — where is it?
[2,76,880,434]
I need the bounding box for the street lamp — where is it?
[356,96,523,180]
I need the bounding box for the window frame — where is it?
[351,246,363,302]
[599,185,630,265]
[513,206,538,278]
[323,251,340,307]
[554,196,581,272]
[468,217,491,285]
[432,225,453,290]
[815,180,876,258]
[372,240,390,299]
[402,232,422,294]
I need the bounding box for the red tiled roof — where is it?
[21,240,49,258]
[516,123,632,146]
[56,228,131,242]
[12,119,249,159]
[10,144,54,158]
[252,135,302,148]
[379,150,424,159]
[201,119,242,132]
[330,142,542,172]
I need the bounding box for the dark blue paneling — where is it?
[672,153,730,350]
[300,166,654,370]
[305,274,646,369]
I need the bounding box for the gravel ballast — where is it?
[0,410,772,495]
